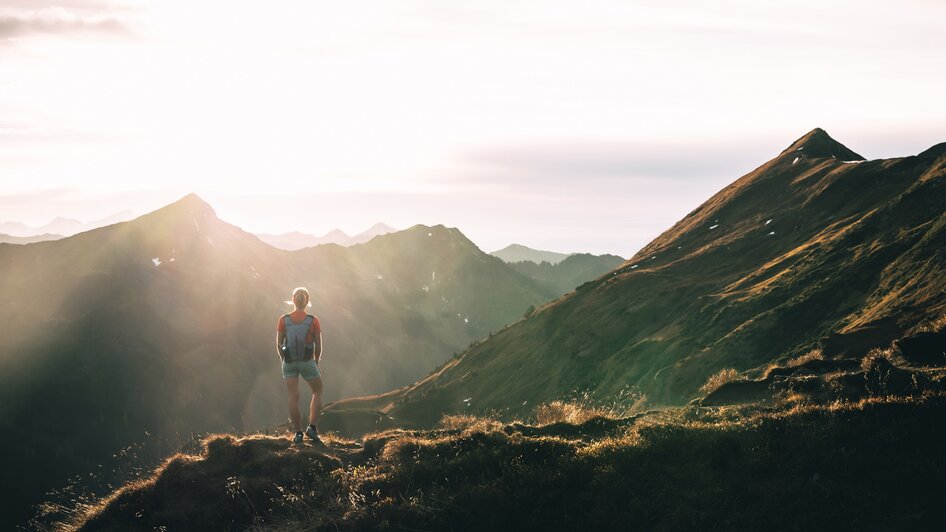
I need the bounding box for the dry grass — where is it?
[787,348,824,367]
[62,390,946,532]
[438,414,503,433]
[860,347,905,371]
[533,401,612,426]
[699,368,745,395]
[924,313,946,333]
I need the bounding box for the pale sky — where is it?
[1,0,944,255]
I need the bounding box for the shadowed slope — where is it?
[0,195,556,529]
[73,391,946,532]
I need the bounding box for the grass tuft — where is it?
[699,368,745,395]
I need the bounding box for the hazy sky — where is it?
[1,1,944,255]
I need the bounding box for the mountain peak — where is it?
[166,193,217,216]
[140,194,218,228]
[365,222,396,233]
[783,128,864,161]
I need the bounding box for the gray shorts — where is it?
[281,360,321,381]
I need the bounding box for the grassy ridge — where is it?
[65,392,946,531]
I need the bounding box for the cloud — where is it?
[0,7,133,40]
[452,139,778,187]
[0,188,81,207]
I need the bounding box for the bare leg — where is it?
[285,377,301,432]
[305,375,323,428]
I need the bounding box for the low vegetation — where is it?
[699,368,746,395]
[54,353,946,531]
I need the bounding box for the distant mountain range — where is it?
[490,245,625,298]
[507,253,624,297]
[0,210,135,238]
[491,243,573,264]
[325,128,946,428]
[257,222,397,250]
[0,196,619,528]
[0,233,63,244]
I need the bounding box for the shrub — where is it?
[860,347,903,372]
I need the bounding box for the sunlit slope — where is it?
[0,195,551,528]
[381,129,946,424]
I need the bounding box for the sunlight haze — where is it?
[1,0,944,255]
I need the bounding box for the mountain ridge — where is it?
[0,209,136,238]
[257,222,398,250]
[0,197,568,529]
[491,243,573,265]
[323,130,946,427]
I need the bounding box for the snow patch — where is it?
[709,224,719,230]
[170,257,176,262]
[630,265,639,269]
[842,160,864,164]
[428,232,432,237]
[422,286,430,292]
[432,271,436,281]
[464,317,469,324]
[797,147,804,151]
[792,157,800,165]
[765,219,772,225]
[377,274,384,280]
[768,231,776,236]
[152,258,161,267]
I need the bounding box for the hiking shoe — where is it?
[305,425,323,444]
[292,431,304,444]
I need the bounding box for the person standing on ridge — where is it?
[276,287,323,445]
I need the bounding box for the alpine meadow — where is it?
[2,1,946,531]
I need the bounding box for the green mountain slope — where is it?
[0,195,554,529]
[507,252,625,298]
[352,129,946,425]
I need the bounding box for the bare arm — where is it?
[275,331,285,359]
[313,332,322,363]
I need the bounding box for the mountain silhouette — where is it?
[0,210,135,238]
[258,222,397,250]
[491,243,572,264]
[334,129,946,426]
[0,232,63,244]
[507,253,625,298]
[0,195,559,529]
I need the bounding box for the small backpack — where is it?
[280,314,315,362]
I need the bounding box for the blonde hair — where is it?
[291,287,310,309]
